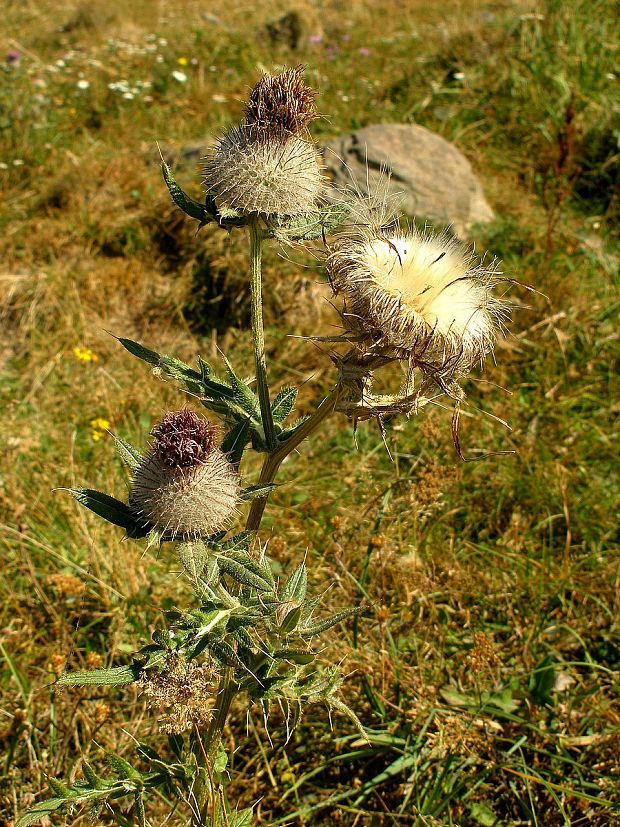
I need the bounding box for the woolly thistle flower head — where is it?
[130,410,240,539]
[328,223,509,384]
[203,66,324,217]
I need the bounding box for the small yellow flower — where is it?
[177,56,188,66]
[73,346,99,363]
[90,418,111,442]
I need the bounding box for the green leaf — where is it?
[272,648,315,665]
[213,744,228,774]
[57,652,166,687]
[69,489,147,537]
[221,420,251,465]
[46,778,74,797]
[113,436,142,472]
[239,483,277,501]
[218,532,253,554]
[220,352,261,419]
[209,640,244,668]
[469,802,498,826]
[82,762,105,790]
[229,807,254,827]
[299,607,360,637]
[178,540,209,580]
[281,563,307,604]
[217,552,274,591]
[116,337,208,398]
[107,754,142,782]
[279,605,302,634]
[161,160,211,223]
[271,386,298,423]
[530,656,556,706]
[16,797,68,826]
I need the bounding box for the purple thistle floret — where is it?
[151,410,217,468]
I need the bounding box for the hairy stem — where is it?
[245,386,341,531]
[250,220,276,451]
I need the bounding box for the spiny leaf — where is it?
[220,352,261,418]
[272,648,315,665]
[81,762,105,790]
[69,489,147,537]
[113,436,142,472]
[281,563,307,604]
[279,605,302,635]
[57,652,166,687]
[161,160,212,223]
[217,552,274,591]
[15,797,68,826]
[228,807,254,827]
[218,531,254,554]
[299,607,361,637]
[328,697,369,740]
[107,754,143,782]
[279,414,311,443]
[209,640,244,668]
[271,386,298,423]
[47,778,74,797]
[178,540,209,580]
[221,420,251,464]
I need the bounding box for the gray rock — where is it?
[323,123,494,237]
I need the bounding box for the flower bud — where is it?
[203,67,324,217]
[130,410,240,539]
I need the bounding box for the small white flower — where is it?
[172,70,187,83]
[122,91,135,100]
[55,59,66,68]
[0,163,8,170]
[76,79,90,90]
[13,159,24,167]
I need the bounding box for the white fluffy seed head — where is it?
[328,226,509,378]
[203,125,324,217]
[130,448,240,539]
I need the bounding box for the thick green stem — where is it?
[250,221,276,451]
[245,386,341,532]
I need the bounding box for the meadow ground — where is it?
[1,0,618,824]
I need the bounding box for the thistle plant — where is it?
[20,67,512,827]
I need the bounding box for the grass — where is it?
[1,0,618,824]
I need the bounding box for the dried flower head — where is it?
[130,410,240,538]
[328,224,509,384]
[140,654,217,734]
[203,68,324,217]
[245,66,318,135]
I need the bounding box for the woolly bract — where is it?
[203,125,323,217]
[329,227,508,376]
[130,448,240,539]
